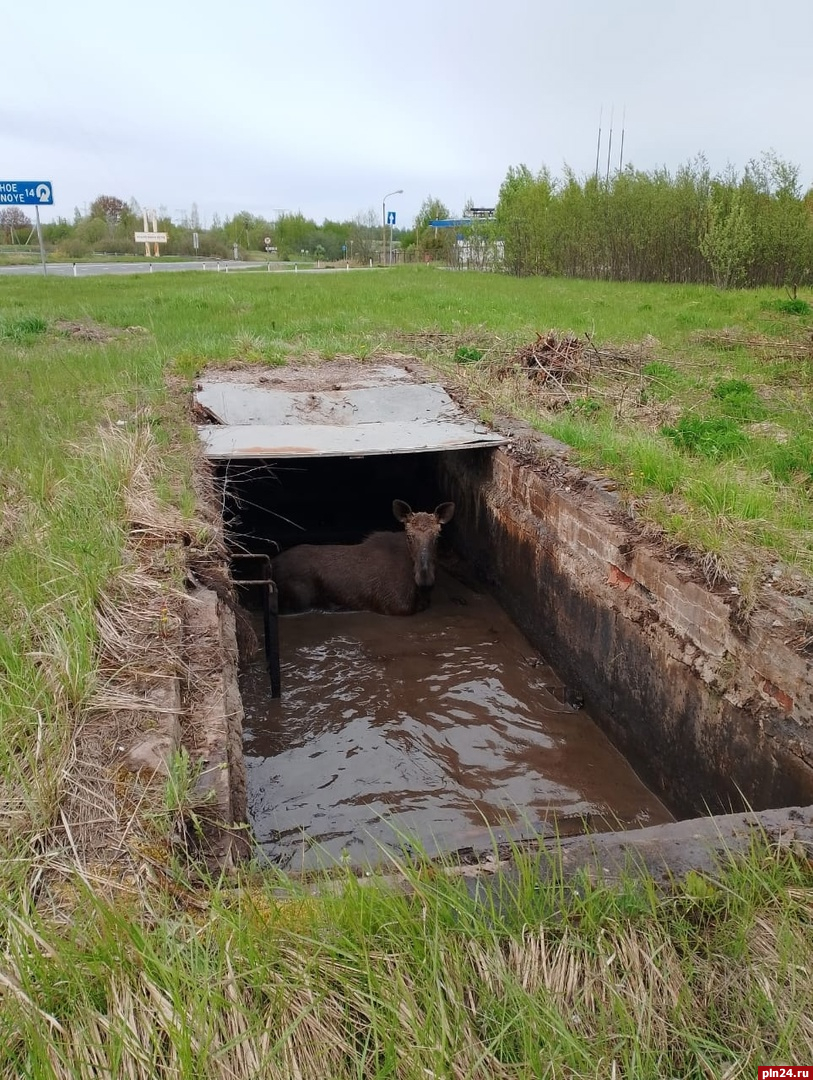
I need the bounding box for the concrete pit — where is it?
[197,365,813,871]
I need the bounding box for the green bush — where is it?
[75,217,108,245]
[711,378,766,420]
[93,235,135,255]
[761,297,812,315]
[662,414,748,458]
[454,346,484,363]
[496,152,813,286]
[56,238,92,259]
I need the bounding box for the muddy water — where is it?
[241,570,672,870]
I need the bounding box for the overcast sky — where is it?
[5,0,812,228]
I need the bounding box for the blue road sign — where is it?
[386,210,396,226]
[428,218,472,228]
[0,181,54,206]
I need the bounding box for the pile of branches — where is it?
[489,330,665,413]
[509,330,591,386]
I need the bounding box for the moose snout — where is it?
[414,553,435,588]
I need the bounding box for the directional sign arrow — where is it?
[0,181,54,206]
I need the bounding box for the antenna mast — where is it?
[594,107,603,182]
[605,105,614,184]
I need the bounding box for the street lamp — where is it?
[382,188,403,266]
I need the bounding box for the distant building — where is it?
[427,208,501,270]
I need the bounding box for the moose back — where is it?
[272,500,455,616]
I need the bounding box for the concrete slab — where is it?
[199,419,506,459]
[195,372,507,460]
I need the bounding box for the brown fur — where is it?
[272,500,454,616]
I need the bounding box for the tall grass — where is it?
[1,838,812,1078]
[0,309,202,897]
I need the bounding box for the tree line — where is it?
[494,152,813,287]
[4,152,811,286]
[0,195,460,264]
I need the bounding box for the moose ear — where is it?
[392,499,412,522]
[434,502,455,524]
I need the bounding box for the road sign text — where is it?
[0,181,54,206]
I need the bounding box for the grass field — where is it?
[3,265,811,580]
[2,265,813,1076]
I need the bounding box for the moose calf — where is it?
[272,500,455,615]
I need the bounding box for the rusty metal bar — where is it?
[231,553,281,698]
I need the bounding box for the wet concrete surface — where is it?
[241,570,673,870]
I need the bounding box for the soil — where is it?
[198,357,425,392]
[54,319,148,343]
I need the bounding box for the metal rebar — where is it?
[231,553,281,698]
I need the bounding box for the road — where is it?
[0,260,357,278]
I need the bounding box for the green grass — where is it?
[0,288,203,896]
[0,312,48,342]
[0,265,783,360]
[1,837,812,1077]
[762,296,812,316]
[2,266,813,1076]
[662,415,749,457]
[710,377,766,420]
[2,264,812,588]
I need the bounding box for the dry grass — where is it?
[691,327,813,359]
[9,422,236,913]
[437,332,661,424]
[2,842,813,1078]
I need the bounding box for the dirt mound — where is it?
[55,319,148,343]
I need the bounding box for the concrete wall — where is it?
[185,586,250,861]
[439,445,813,818]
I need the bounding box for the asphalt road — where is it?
[0,260,299,277]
